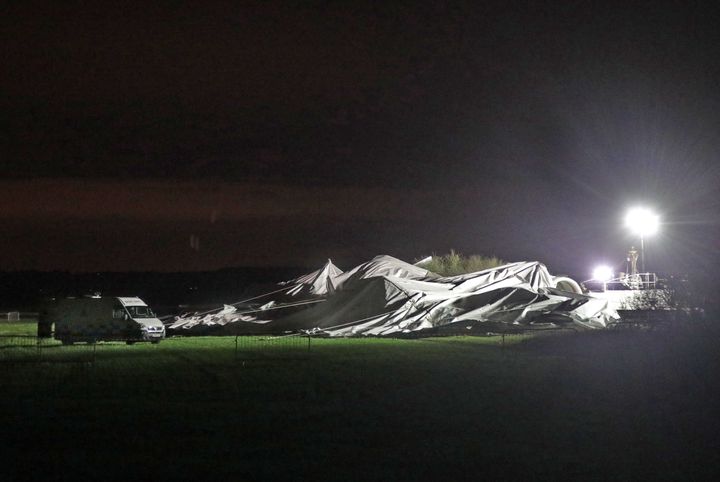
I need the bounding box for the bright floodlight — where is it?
[592,265,614,282]
[624,207,659,236]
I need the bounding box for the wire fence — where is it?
[4,314,697,365]
[0,335,97,363]
[0,332,313,365]
[0,312,39,322]
[233,334,313,362]
[611,309,706,331]
[1,330,523,365]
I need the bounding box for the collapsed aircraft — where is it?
[168,255,619,336]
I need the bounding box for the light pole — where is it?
[624,207,659,274]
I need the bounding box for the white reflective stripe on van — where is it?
[117,297,146,306]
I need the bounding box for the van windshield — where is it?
[126,306,155,318]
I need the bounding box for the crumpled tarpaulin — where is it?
[168,255,619,335]
[278,259,344,296]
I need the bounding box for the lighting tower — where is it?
[624,207,659,274]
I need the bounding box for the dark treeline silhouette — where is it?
[0,267,306,316]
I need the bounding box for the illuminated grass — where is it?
[0,321,37,336]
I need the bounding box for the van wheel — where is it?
[126,341,136,345]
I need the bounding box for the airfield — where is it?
[2,320,719,480]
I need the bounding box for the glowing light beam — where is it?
[592,265,614,282]
[624,207,659,237]
[624,206,660,273]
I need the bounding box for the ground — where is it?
[1,321,719,480]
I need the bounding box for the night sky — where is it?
[2,1,719,280]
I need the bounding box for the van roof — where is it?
[117,297,147,306]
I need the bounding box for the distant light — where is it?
[592,265,614,282]
[624,207,659,236]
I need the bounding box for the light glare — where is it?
[592,265,614,281]
[624,207,659,236]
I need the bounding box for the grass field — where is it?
[0,321,38,336]
[2,320,719,480]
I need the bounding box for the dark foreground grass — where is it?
[1,323,719,481]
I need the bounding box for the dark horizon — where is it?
[2,1,719,282]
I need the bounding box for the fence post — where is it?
[307,334,311,352]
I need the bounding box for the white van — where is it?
[44,296,166,345]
